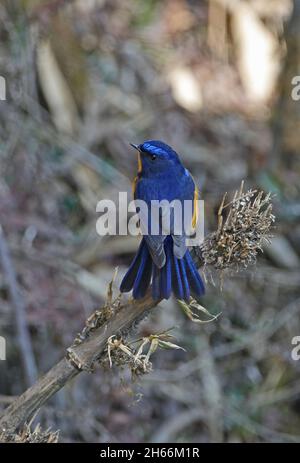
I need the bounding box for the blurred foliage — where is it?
[0,0,300,443]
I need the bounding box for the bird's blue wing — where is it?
[135,177,166,268]
[172,171,199,258]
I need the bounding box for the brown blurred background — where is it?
[1,0,300,443]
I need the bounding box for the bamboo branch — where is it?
[0,294,156,434]
[0,185,274,436]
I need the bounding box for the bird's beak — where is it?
[130,143,139,151]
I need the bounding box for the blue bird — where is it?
[120,140,205,302]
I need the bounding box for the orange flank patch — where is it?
[132,175,139,197]
[137,152,142,173]
[192,185,199,228]
[132,152,142,198]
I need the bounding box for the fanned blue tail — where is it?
[120,236,205,302]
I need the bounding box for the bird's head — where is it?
[130,140,181,175]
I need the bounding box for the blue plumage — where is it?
[120,140,205,302]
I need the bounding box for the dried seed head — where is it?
[0,424,59,443]
[196,183,275,271]
[101,330,185,378]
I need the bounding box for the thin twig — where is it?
[0,225,38,386]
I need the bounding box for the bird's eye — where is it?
[151,155,156,161]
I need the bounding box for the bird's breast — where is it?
[137,171,192,203]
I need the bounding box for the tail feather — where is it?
[152,262,160,300]
[133,243,152,299]
[184,251,205,298]
[160,240,172,299]
[120,236,205,302]
[178,258,190,301]
[171,246,184,300]
[120,239,145,293]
